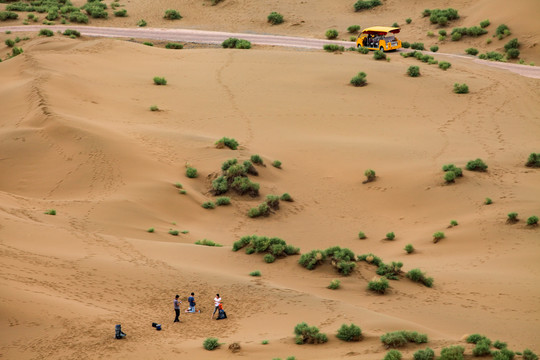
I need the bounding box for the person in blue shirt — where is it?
[185,292,200,313]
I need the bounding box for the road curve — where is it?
[1,25,539,79]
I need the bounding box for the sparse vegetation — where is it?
[39,29,54,37]
[250,154,264,165]
[11,47,23,57]
[439,61,451,70]
[267,12,284,25]
[348,25,361,33]
[433,231,445,242]
[150,105,159,111]
[410,42,425,50]
[215,197,231,206]
[203,337,220,350]
[280,193,293,202]
[444,171,456,183]
[186,167,198,178]
[525,153,540,167]
[221,37,252,49]
[523,349,539,360]
[143,42,153,46]
[233,235,299,262]
[325,29,339,39]
[484,197,492,205]
[294,322,328,344]
[270,160,282,169]
[5,39,15,47]
[466,158,487,171]
[440,346,465,360]
[354,0,382,12]
[147,227,154,233]
[63,29,81,37]
[401,41,410,48]
[323,44,345,52]
[507,212,519,223]
[336,323,362,342]
[373,50,386,60]
[264,253,276,263]
[473,339,492,357]
[364,169,376,182]
[381,331,428,348]
[384,350,403,360]
[450,220,458,227]
[527,215,539,226]
[358,231,366,239]
[480,19,490,28]
[407,65,420,77]
[165,42,183,49]
[368,276,389,294]
[164,9,182,20]
[250,270,261,276]
[466,48,479,56]
[350,72,367,87]
[195,239,222,246]
[406,268,433,287]
[493,341,507,350]
[202,201,216,209]
[44,209,56,215]
[0,11,19,21]
[385,232,395,240]
[404,244,414,254]
[453,83,469,94]
[328,279,341,289]
[430,45,439,52]
[168,230,179,236]
[153,76,167,85]
[215,137,239,150]
[114,9,127,17]
[495,24,510,37]
[298,250,325,270]
[406,18,412,24]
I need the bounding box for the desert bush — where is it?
[164,9,182,20]
[147,227,154,233]
[451,32,462,41]
[44,209,56,215]
[357,46,370,54]
[143,42,153,46]
[523,350,539,360]
[354,0,381,12]
[222,37,239,48]
[336,323,362,341]
[480,19,490,28]
[406,268,433,287]
[414,348,435,360]
[153,76,167,85]
[84,5,108,18]
[328,279,340,289]
[526,153,540,167]
[363,169,376,182]
[169,230,179,236]
[433,231,445,242]
[368,277,389,294]
[150,105,159,111]
[373,50,386,60]
[267,11,283,25]
[325,29,338,39]
[63,29,81,37]
[0,11,19,21]
[473,339,492,357]
[401,41,410,48]
[357,253,383,266]
[214,197,231,206]
[265,194,280,210]
[404,244,414,254]
[11,47,23,57]
[137,19,147,27]
[385,232,395,240]
[410,42,425,50]
[215,137,238,150]
[165,42,183,49]
[422,9,431,17]
[5,39,15,47]
[407,66,420,77]
[440,346,465,360]
[466,48,479,56]
[453,83,469,94]
[324,246,356,275]
[467,26,487,37]
[195,239,222,246]
[384,350,403,360]
[250,154,264,165]
[358,231,366,239]
[479,51,504,61]
[506,48,520,59]
[450,220,458,227]
[203,337,220,350]
[323,44,345,52]
[294,322,328,344]
[348,24,361,33]
[68,11,88,23]
[264,253,276,263]
[350,72,367,87]
[466,158,487,171]
[202,201,215,209]
[270,160,282,169]
[442,164,462,177]
[380,332,407,348]
[298,250,326,270]
[39,29,54,37]
[231,177,259,196]
[250,270,261,276]
[430,45,439,52]
[248,202,270,218]
[484,197,492,205]
[236,39,252,49]
[527,215,539,226]
[439,61,451,70]
[492,349,515,360]
[507,212,519,223]
[406,18,412,24]
[493,341,507,350]
[114,9,127,17]
[444,171,456,183]
[375,261,403,280]
[495,24,510,36]
[280,193,293,202]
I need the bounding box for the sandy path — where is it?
[2,25,539,79]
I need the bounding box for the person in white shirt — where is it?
[211,294,222,319]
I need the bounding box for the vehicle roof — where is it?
[361,26,400,34]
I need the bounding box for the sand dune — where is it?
[1,0,539,358]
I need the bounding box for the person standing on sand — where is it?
[186,292,200,313]
[211,294,222,319]
[174,294,182,322]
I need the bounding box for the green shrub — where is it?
[348,25,361,33]
[450,220,458,227]
[68,11,88,23]
[324,246,356,275]
[428,8,459,25]
[364,169,376,182]
[137,19,147,27]
[375,261,402,280]
[407,65,420,77]
[203,337,220,350]
[440,346,465,360]
[186,167,198,178]
[465,334,490,344]
[506,48,520,59]
[215,197,231,206]
[39,29,54,37]
[271,160,282,168]
[336,323,362,341]
[235,39,252,49]
[354,0,382,12]
[404,244,414,254]
[492,349,515,360]
[357,46,370,54]
[195,239,222,246]
[466,48,479,55]
[147,227,155,233]
[493,341,507,350]
[467,26,487,37]
[414,348,435,360]
[439,61,451,70]
[222,37,239,48]
[466,158,487,171]
[473,339,492,357]
[250,154,264,165]
[495,24,510,36]
[294,322,328,344]
[527,215,539,226]
[267,11,283,25]
[507,212,519,223]
[150,105,159,111]
[165,42,183,49]
[264,253,276,263]
[84,5,108,19]
[444,171,456,183]
[298,250,326,270]
[380,332,407,348]
[350,72,367,87]
[451,32,462,41]
[385,232,395,240]
[231,177,259,196]
[480,19,490,28]
[164,9,182,20]
[430,45,439,52]
[280,193,293,202]
[0,11,19,21]
[114,9,127,17]
[143,42,153,46]
[384,350,402,360]
[525,153,540,167]
[250,270,261,276]
[523,349,539,360]
[453,83,469,94]
[373,50,386,60]
[5,39,15,47]
[11,47,23,57]
[215,137,238,150]
[484,197,492,205]
[169,229,179,236]
[411,42,425,50]
[328,279,340,289]
[401,41,410,48]
[325,29,338,39]
[358,253,383,266]
[153,76,167,85]
[44,209,56,215]
[438,29,447,37]
[358,231,366,239]
[201,201,215,209]
[406,268,433,287]
[323,44,345,52]
[368,277,389,294]
[406,18,412,24]
[248,202,270,218]
[433,231,445,242]
[63,29,81,37]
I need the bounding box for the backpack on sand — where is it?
[115,324,126,339]
[216,309,227,320]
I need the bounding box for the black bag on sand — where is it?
[216,309,227,320]
[115,324,126,339]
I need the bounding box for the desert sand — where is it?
[1,0,539,359]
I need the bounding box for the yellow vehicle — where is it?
[356,26,402,52]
